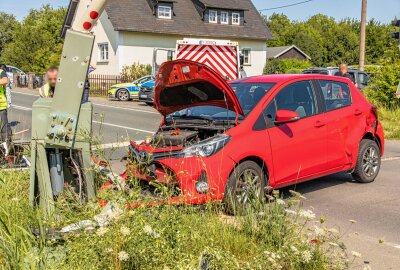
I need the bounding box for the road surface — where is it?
[9,89,400,269]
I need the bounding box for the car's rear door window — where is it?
[318,80,352,111]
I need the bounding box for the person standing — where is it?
[39,67,59,98]
[0,64,11,156]
[335,64,356,85]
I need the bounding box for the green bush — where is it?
[364,62,400,109]
[121,63,152,81]
[264,58,311,74]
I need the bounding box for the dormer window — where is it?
[209,10,217,23]
[158,5,172,19]
[232,13,240,25]
[221,12,229,24]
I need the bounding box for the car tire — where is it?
[223,161,266,215]
[117,89,130,101]
[352,139,381,183]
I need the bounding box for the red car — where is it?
[124,60,384,211]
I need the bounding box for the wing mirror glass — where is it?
[274,110,300,125]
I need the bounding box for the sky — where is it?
[1,0,399,23]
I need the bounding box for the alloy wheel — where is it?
[118,90,129,101]
[362,146,379,177]
[235,169,262,205]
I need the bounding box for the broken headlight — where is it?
[182,134,231,158]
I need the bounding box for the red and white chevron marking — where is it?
[177,45,238,80]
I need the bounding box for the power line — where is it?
[258,0,314,12]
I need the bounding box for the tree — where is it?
[0,12,18,57]
[0,5,66,73]
[265,13,399,67]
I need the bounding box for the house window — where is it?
[98,43,109,62]
[158,5,172,19]
[232,13,240,25]
[221,12,229,24]
[209,10,217,23]
[242,48,251,65]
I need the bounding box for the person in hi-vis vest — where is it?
[0,64,11,156]
[39,67,58,98]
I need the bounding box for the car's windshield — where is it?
[167,82,275,121]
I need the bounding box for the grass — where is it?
[0,167,356,270]
[379,108,400,140]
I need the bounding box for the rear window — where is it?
[318,80,352,111]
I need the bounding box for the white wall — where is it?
[91,16,267,77]
[90,12,120,75]
[236,39,267,77]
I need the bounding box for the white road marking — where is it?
[12,90,159,115]
[11,105,32,111]
[382,156,400,161]
[94,141,131,149]
[10,104,155,135]
[93,121,154,134]
[94,103,159,115]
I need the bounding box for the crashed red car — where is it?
[123,60,384,210]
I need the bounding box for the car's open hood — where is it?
[154,60,244,117]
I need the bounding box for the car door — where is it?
[317,79,357,169]
[264,80,327,185]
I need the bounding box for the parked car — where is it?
[0,64,43,88]
[108,75,154,101]
[121,60,384,213]
[138,79,156,106]
[302,67,370,90]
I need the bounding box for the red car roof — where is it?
[231,74,352,85]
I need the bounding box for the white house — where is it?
[69,0,273,76]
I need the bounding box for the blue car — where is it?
[138,79,156,105]
[108,75,154,101]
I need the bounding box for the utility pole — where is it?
[359,0,367,71]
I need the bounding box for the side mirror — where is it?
[274,110,300,125]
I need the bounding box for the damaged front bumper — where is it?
[100,140,235,207]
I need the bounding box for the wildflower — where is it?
[314,225,325,236]
[351,251,361,258]
[117,251,129,262]
[11,197,19,202]
[349,219,357,224]
[290,246,299,254]
[285,209,297,215]
[319,216,326,224]
[266,195,275,201]
[276,199,285,205]
[301,250,312,263]
[120,226,131,236]
[143,225,160,238]
[299,209,316,220]
[105,248,113,253]
[96,227,109,236]
[144,225,153,234]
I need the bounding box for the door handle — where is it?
[354,109,362,116]
[314,120,326,128]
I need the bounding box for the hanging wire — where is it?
[258,0,314,12]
